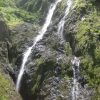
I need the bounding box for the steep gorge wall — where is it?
[0,16,22,100]
[0,0,100,100]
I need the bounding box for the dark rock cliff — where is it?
[0,16,22,100]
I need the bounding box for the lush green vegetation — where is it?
[0,73,10,100]
[16,0,48,13]
[0,0,43,27]
[74,0,100,98]
[0,0,15,7]
[0,70,16,100]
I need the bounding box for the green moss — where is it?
[95,47,100,65]
[31,57,56,96]
[56,0,67,14]
[64,43,72,55]
[74,0,87,9]
[32,75,41,95]
[36,58,45,67]
[0,0,15,7]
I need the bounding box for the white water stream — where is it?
[16,0,62,92]
[71,57,80,100]
[57,0,72,42]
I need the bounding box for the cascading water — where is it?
[56,0,82,99]
[71,57,80,100]
[16,0,62,92]
[56,0,73,98]
[57,0,72,42]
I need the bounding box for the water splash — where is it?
[81,16,85,21]
[16,0,62,92]
[57,0,73,43]
[71,57,80,100]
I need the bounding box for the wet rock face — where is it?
[0,18,9,41]
[17,0,52,16]
[71,57,93,100]
[0,17,22,100]
[15,29,72,100]
[7,22,40,69]
[0,17,10,67]
[12,5,98,100]
[13,5,93,100]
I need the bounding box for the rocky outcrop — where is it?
[0,17,9,41]
[0,66,22,100]
[0,16,22,100]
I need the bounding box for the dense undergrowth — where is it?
[0,68,21,100]
[74,0,100,98]
[0,0,43,27]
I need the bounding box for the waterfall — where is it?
[71,57,80,100]
[56,0,76,99]
[16,0,62,92]
[57,0,72,43]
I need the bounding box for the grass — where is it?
[0,0,43,27]
[0,6,42,27]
